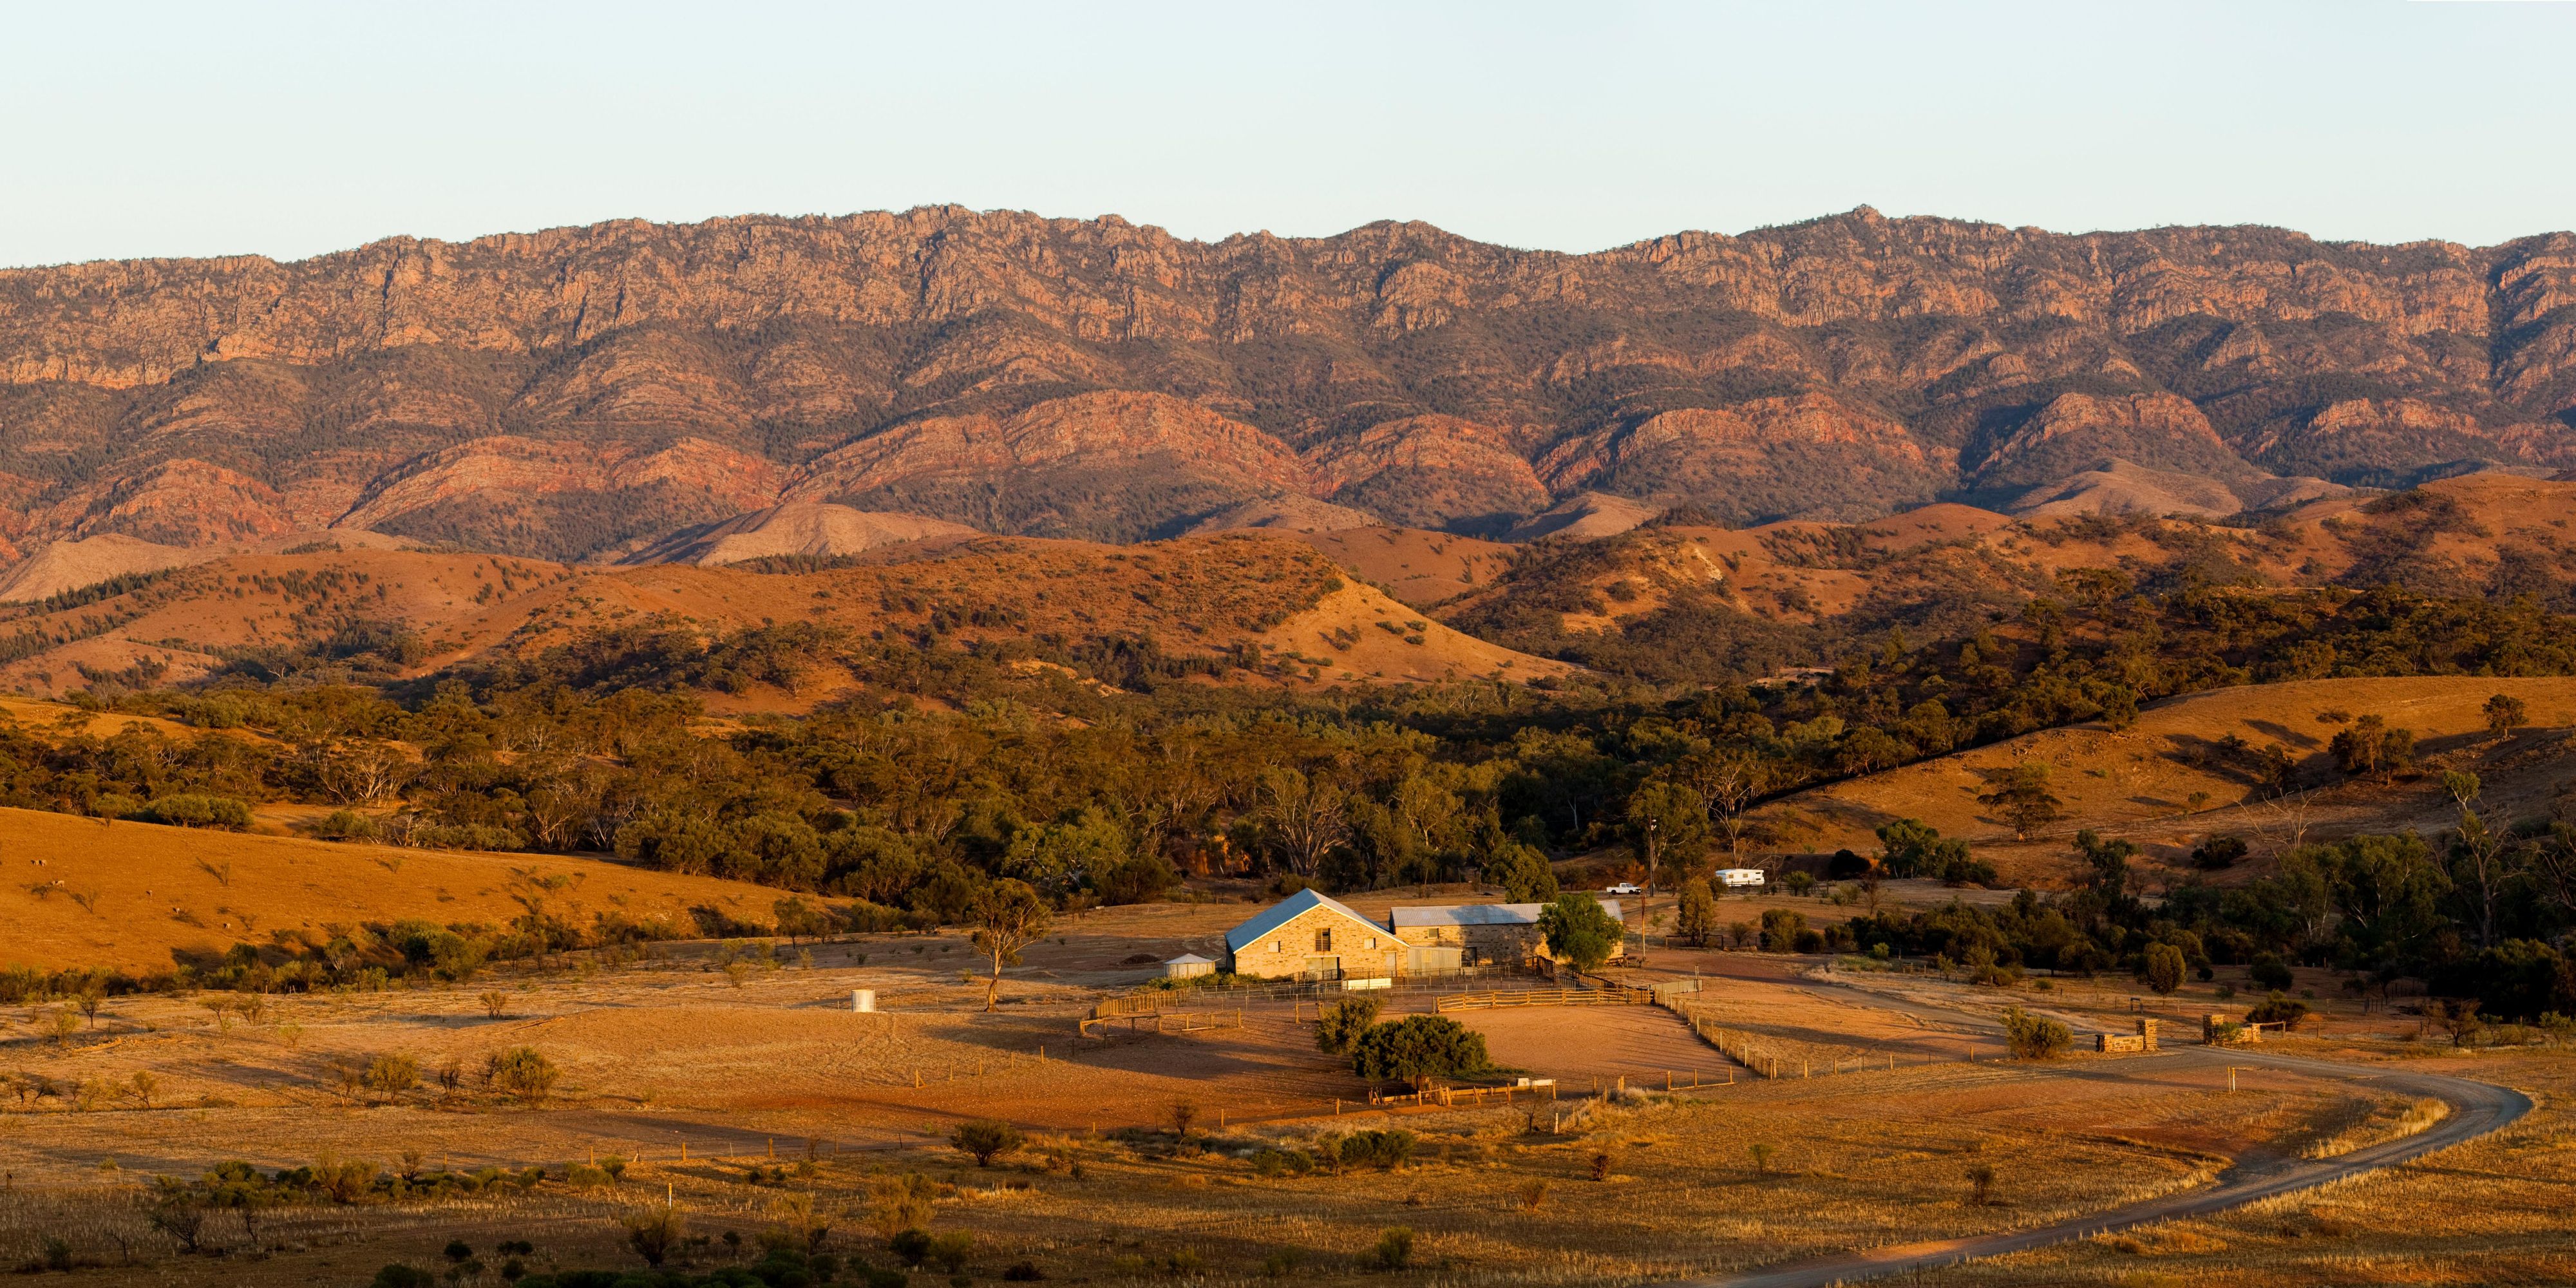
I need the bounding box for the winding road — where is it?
[1655,976,2535,1288]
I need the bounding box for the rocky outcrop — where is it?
[1,205,2573,558]
[1536,395,1951,523]
[1303,415,1548,530]
[1967,392,2249,492]
[783,391,1314,540]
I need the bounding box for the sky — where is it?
[6,1,2575,269]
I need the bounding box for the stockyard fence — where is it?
[1434,985,1655,1012]
[1079,1005,1248,1037]
[1666,999,1906,1080]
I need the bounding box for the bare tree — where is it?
[970,879,1053,1012]
[2255,790,2317,853]
[316,739,413,805]
[1256,768,1349,877]
[2443,772,2512,949]
[1680,749,1770,860]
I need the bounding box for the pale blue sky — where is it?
[7,1,2573,268]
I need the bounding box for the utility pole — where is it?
[1640,816,1657,964]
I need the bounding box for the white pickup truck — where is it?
[1604,882,1645,895]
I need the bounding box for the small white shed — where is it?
[1162,952,1217,980]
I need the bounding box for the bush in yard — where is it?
[2246,992,2311,1030]
[1251,1148,1311,1177]
[929,1233,974,1274]
[890,1229,934,1267]
[950,1119,1025,1166]
[621,1206,685,1267]
[2249,953,2295,992]
[2002,1007,2071,1060]
[1314,995,1384,1056]
[1350,1016,1492,1090]
[2142,943,2186,996]
[1336,1129,1414,1171]
[486,1047,560,1103]
[1374,1227,1414,1271]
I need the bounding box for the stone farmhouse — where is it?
[1221,889,1624,980]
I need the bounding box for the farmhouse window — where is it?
[1272,940,1283,954]
[1367,936,1378,949]
[1314,928,1333,952]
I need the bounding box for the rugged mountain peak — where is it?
[1,206,2573,563]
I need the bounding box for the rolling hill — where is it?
[0,526,1571,703]
[1759,675,2576,891]
[0,805,806,976]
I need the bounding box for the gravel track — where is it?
[1656,980,2534,1288]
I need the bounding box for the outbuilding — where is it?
[1160,952,1217,980]
[1389,900,1624,968]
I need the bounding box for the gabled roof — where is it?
[1224,887,1385,952]
[1392,903,1542,927]
[1391,898,1624,927]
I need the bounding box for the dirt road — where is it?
[1659,981,2535,1288]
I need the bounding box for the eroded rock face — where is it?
[0,205,2571,554]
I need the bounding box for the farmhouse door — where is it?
[1303,956,1340,980]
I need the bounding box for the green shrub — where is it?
[141,794,253,829]
[316,809,381,840]
[928,1232,974,1274]
[1374,1227,1414,1271]
[2246,993,2310,1030]
[1314,995,1383,1056]
[891,1229,934,1267]
[1350,1016,1491,1090]
[1337,1129,1415,1171]
[950,1119,1025,1166]
[1539,895,1622,971]
[2001,1007,2071,1060]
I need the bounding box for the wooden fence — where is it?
[1667,1001,1895,1079]
[1367,1079,1557,1109]
[1079,1007,1246,1037]
[1435,984,1654,1012]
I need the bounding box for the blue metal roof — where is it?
[1224,887,1383,952]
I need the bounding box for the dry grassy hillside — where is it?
[1441,474,2576,677]
[1293,526,1514,607]
[0,807,802,976]
[0,529,1569,701]
[1256,582,1574,685]
[1765,675,2576,886]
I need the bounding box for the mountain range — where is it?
[5,205,2575,567]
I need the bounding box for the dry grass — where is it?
[1761,675,2576,882]
[1934,1048,2576,1286]
[0,908,2426,1288]
[0,806,801,976]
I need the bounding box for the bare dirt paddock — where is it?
[1,898,2565,1287]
